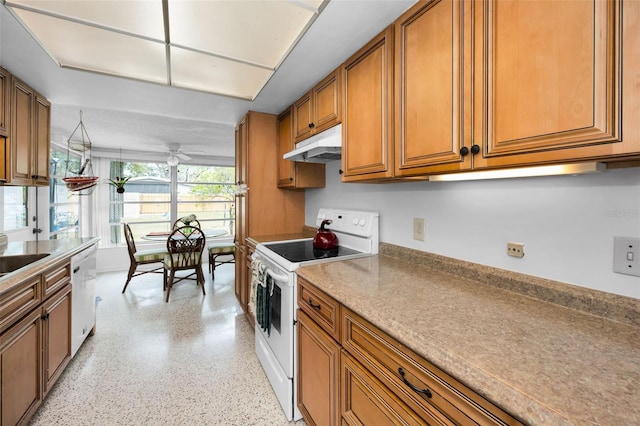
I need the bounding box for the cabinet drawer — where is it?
[342,308,522,426]
[0,276,41,334]
[43,260,70,298]
[298,277,341,343]
[342,351,438,426]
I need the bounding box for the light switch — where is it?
[613,236,640,277]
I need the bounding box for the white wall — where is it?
[306,161,640,299]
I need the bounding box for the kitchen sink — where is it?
[0,253,50,276]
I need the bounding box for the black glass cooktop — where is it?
[264,240,362,263]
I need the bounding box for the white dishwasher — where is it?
[71,244,97,357]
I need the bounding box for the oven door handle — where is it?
[266,268,289,284]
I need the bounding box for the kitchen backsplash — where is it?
[306,161,640,300]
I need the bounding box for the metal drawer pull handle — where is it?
[308,298,321,310]
[398,367,432,398]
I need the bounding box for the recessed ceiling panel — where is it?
[13,8,167,84]
[8,0,165,39]
[170,47,273,99]
[168,0,320,67]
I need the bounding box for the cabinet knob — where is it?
[471,144,480,155]
[460,146,469,157]
[338,169,344,175]
[289,177,294,181]
[309,122,315,129]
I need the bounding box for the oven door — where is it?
[254,261,295,377]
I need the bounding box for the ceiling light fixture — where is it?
[427,162,606,182]
[167,152,179,167]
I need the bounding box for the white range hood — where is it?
[283,124,341,163]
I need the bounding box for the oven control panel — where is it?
[315,208,379,238]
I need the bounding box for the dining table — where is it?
[142,228,228,241]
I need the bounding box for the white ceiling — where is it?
[0,0,416,165]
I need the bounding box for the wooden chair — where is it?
[122,223,167,293]
[207,242,235,279]
[163,226,206,302]
[172,215,201,230]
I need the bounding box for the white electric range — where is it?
[251,208,379,421]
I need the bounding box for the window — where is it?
[107,160,235,245]
[49,147,82,239]
[1,187,27,231]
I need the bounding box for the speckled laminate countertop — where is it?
[295,244,640,426]
[0,237,100,295]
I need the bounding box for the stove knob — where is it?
[352,218,359,225]
[358,218,366,226]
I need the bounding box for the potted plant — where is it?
[108,176,130,193]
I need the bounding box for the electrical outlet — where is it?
[413,218,425,241]
[507,242,525,258]
[613,236,640,277]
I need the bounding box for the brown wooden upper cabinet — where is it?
[8,74,51,186]
[293,69,342,144]
[0,67,10,138]
[394,0,471,177]
[277,107,325,189]
[471,0,630,169]
[342,26,395,182]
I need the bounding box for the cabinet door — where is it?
[0,67,9,137]
[33,94,51,185]
[244,247,254,328]
[297,310,341,426]
[42,285,71,396]
[235,117,248,247]
[342,352,428,426]
[293,91,314,142]
[313,69,341,135]
[278,108,326,189]
[277,108,296,188]
[473,0,623,168]
[10,76,34,186]
[395,0,471,177]
[235,245,247,311]
[0,310,42,426]
[342,26,395,181]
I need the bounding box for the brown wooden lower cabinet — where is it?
[297,279,523,426]
[297,309,341,426]
[0,309,42,426]
[0,258,73,426]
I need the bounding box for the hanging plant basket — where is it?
[64,111,98,195]
[108,176,130,193]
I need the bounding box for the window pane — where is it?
[3,187,27,230]
[50,147,81,239]
[176,165,235,235]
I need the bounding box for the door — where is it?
[277,108,296,188]
[312,69,341,135]
[297,309,341,426]
[33,94,51,185]
[293,91,314,142]
[473,0,622,168]
[10,76,34,185]
[42,285,72,395]
[394,0,471,177]
[0,67,9,137]
[342,26,395,181]
[0,310,42,426]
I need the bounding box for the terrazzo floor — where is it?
[29,264,306,426]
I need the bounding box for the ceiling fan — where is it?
[166,144,191,166]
